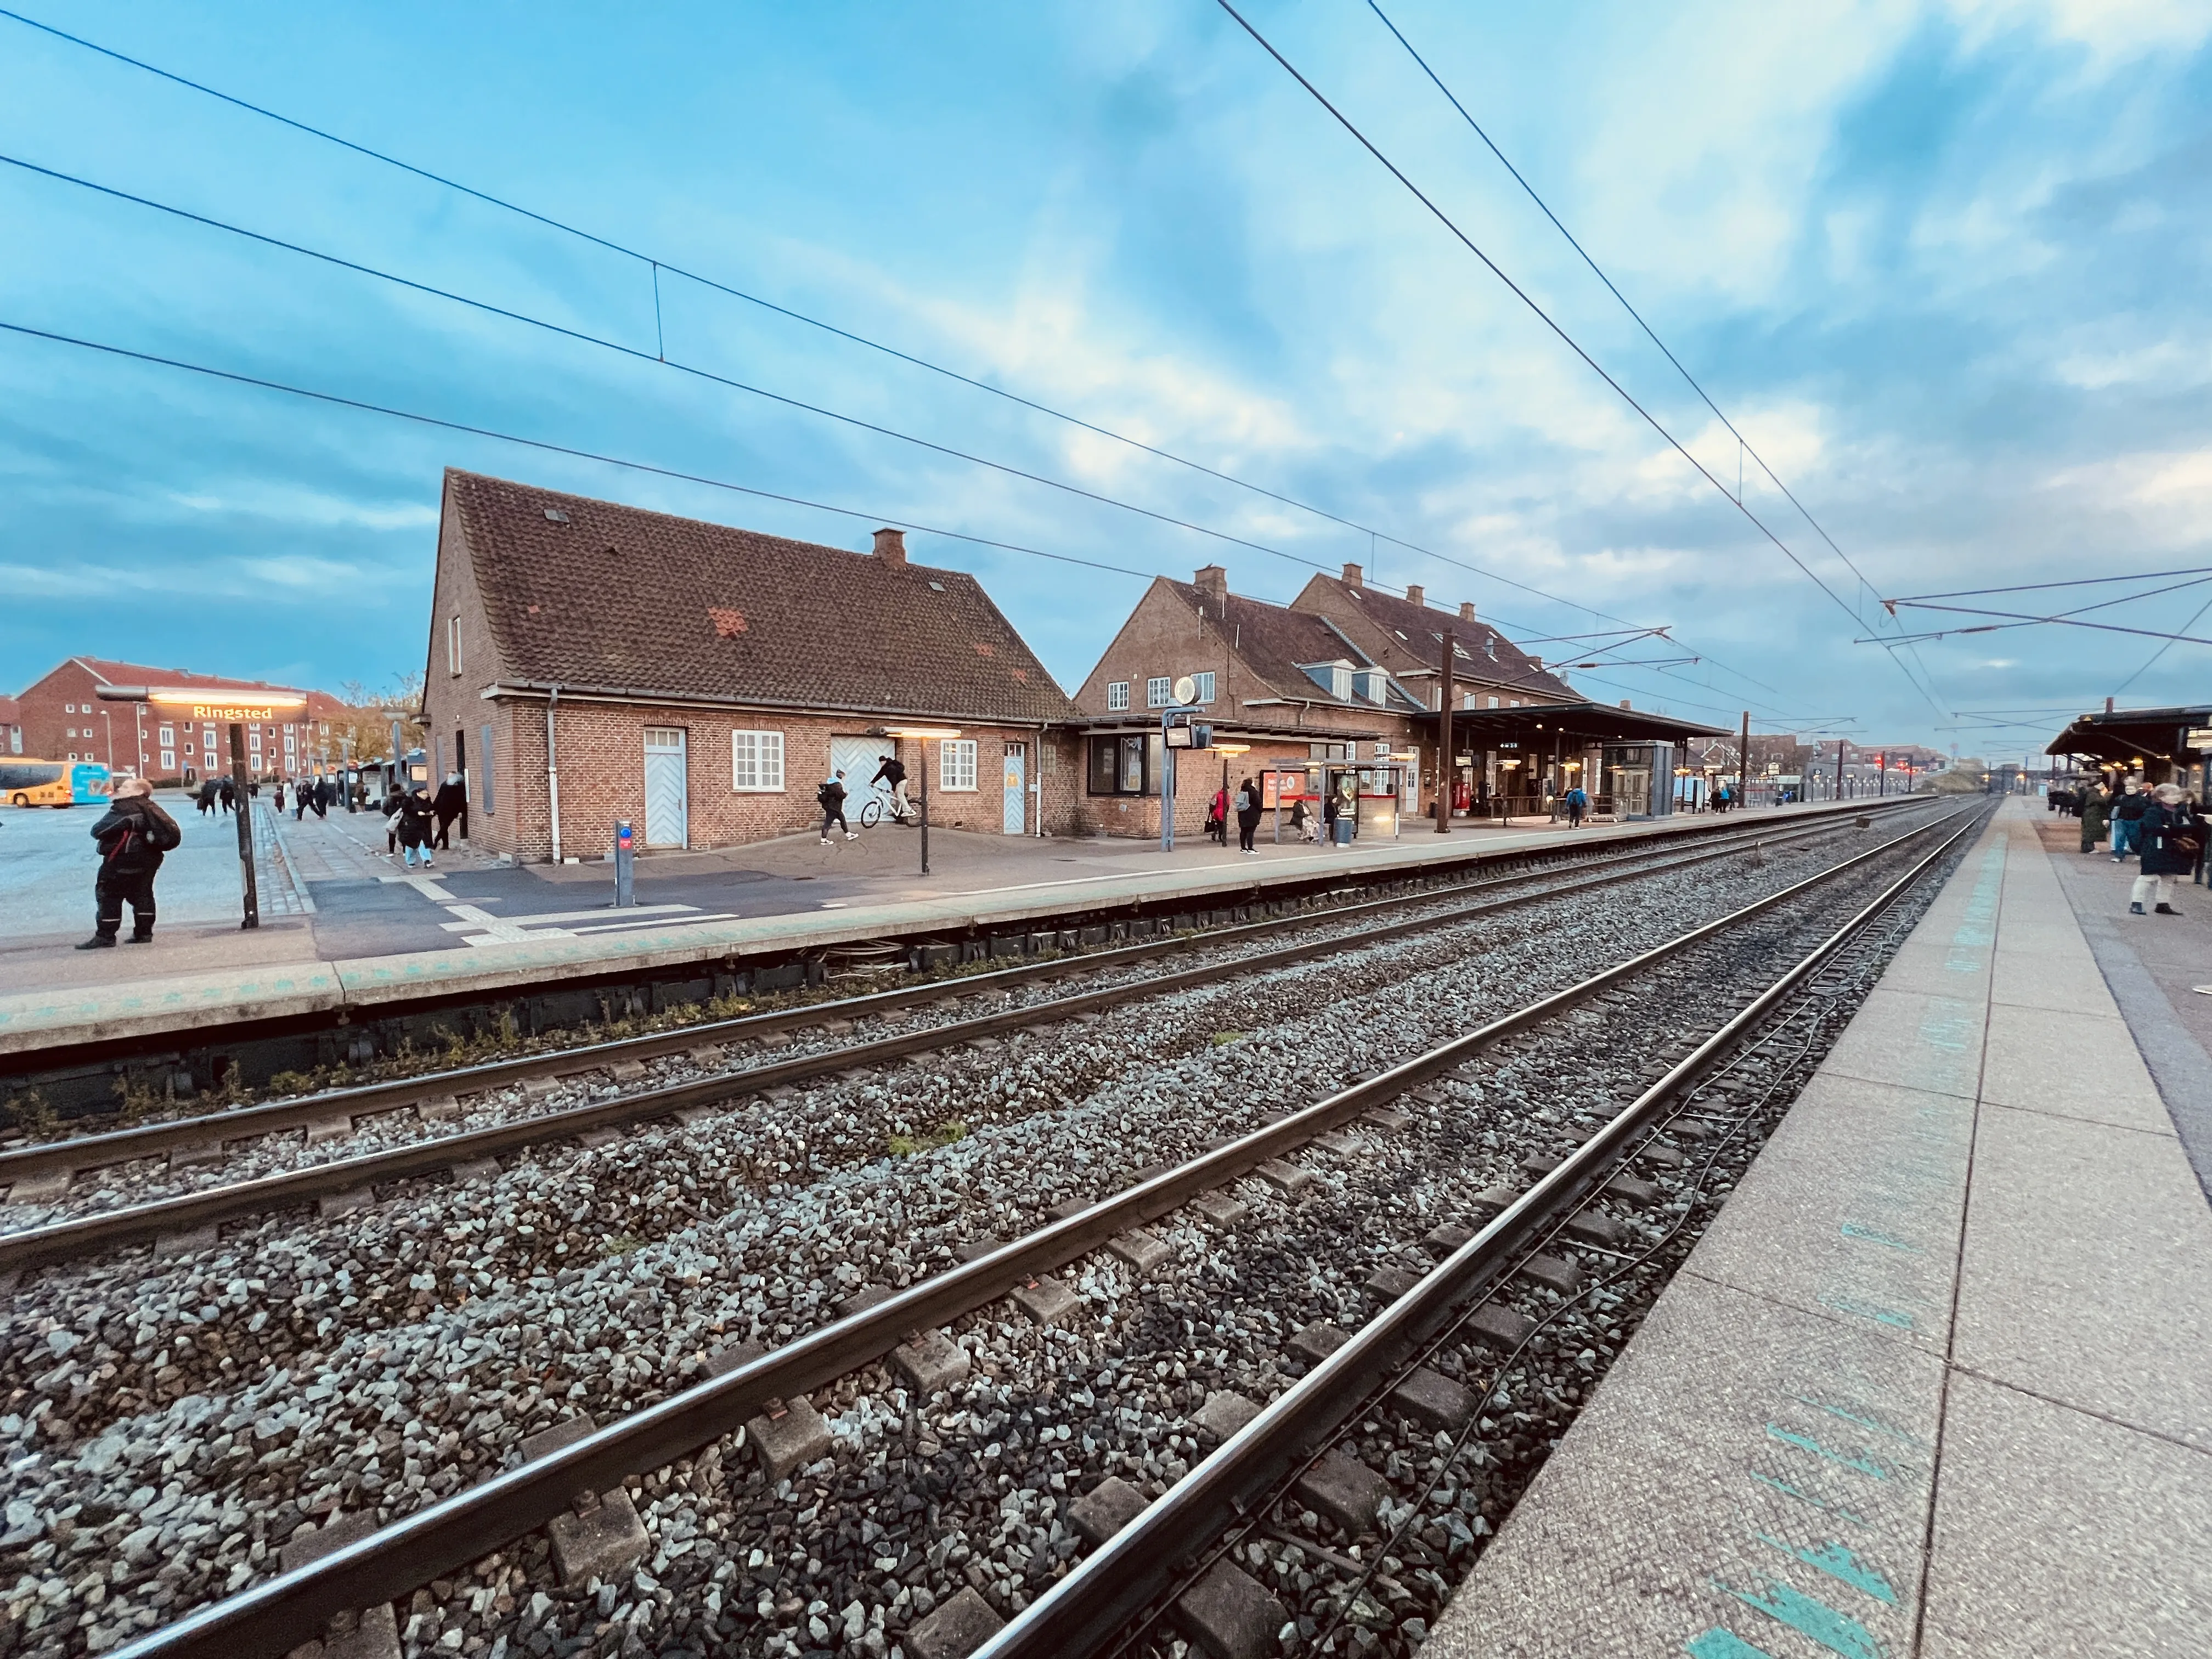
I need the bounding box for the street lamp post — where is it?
[879,726,963,876]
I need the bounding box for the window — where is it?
[64,703,75,714]
[158,725,174,746]
[160,750,176,771]
[1146,676,1172,708]
[1192,671,1215,703]
[67,751,77,761]
[479,724,496,812]
[447,616,462,675]
[731,729,786,792]
[941,739,979,791]
[1106,681,1129,712]
[1087,735,1157,796]
[1487,696,1502,709]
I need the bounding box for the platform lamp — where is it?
[98,684,308,929]
[877,725,962,876]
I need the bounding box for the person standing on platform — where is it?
[432,772,466,850]
[2078,781,2112,854]
[2131,783,2202,915]
[1322,788,1341,847]
[1564,782,1589,828]
[2110,780,2147,862]
[1234,777,1262,854]
[77,777,180,949]
[396,785,437,868]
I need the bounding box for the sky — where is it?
[2,0,2209,758]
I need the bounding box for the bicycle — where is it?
[856,784,916,829]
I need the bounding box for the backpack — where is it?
[142,803,183,852]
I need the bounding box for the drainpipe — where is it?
[545,685,563,865]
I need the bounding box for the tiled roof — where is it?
[61,658,314,699]
[1163,579,1388,709]
[445,470,1082,725]
[1290,576,1578,701]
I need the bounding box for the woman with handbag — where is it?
[2130,783,2203,916]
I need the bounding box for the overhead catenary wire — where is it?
[0,4,1760,686]
[1212,0,1945,723]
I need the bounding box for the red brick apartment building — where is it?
[420,470,1090,861]
[10,658,339,781]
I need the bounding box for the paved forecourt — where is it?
[0,798,1880,1060]
[1424,797,2212,1658]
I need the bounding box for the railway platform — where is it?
[1423,797,2212,1656]
[0,798,1865,1063]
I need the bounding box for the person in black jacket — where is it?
[396,785,438,868]
[432,772,467,849]
[817,770,855,843]
[79,778,180,948]
[2130,784,2203,916]
[869,753,911,822]
[1234,776,1263,854]
[2109,780,2148,862]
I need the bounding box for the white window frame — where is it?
[1146,676,1172,709]
[1106,681,1129,712]
[1192,671,1216,704]
[941,738,979,792]
[158,725,174,746]
[447,615,462,675]
[730,729,786,793]
[160,749,176,771]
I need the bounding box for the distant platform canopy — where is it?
[2044,704,2212,769]
[1421,699,1730,746]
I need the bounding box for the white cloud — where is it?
[167,486,437,532]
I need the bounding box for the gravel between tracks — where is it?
[0,810,1956,1659]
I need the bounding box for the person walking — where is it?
[273,779,287,816]
[194,778,216,816]
[432,771,466,850]
[395,784,437,868]
[217,776,236,813]
[2078,781,2112,854]
[817,769,856,843]
[1206,784,1229,847]
[380,785,407,858]
[77,777,180,948]
[1563,782,1589,828]
[2109,780,2147,862]
[2130,783,2203,915]
[1234,776,1262,854]
[313,776,332,819]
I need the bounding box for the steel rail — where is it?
[101,805,1972,1659]
[972,802,1993,1659]
[0,807,1919,1272]
[0,797,1915,1182]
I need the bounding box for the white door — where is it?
[830,735,895,814]
[643,727,688,848]
[1001,742,1026,834]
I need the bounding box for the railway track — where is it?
[0,802,1921,1274]
[76,800,1984,1659]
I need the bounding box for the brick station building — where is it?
[420,470,1089,861]
[9,658,339,782]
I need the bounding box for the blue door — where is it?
[1001,742,1026,834]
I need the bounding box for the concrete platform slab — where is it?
[1424,800,2212,1657]
[1953,1102,2212,1452]
[1920,1372,2212,1659]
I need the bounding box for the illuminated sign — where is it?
[145,687,309,719]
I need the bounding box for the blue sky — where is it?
[3,1,2208,756]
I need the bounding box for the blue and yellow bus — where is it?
[0,759,112,808]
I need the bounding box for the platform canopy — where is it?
[2042,704,2212,769]
[1419,699,1730,746]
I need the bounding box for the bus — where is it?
[0,760,112,808]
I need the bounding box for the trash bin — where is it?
[1333,817,1355,846]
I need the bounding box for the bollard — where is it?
[614,820,635,907]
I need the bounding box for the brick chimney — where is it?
[1619,698,1632,710]
[1195,564,1228,604]
[1458,601,1477,622]
[1405,584,1424,606]
[1342,562,1363,589]
[872,527,907,566]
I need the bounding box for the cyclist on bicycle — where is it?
[870,752,913,822]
